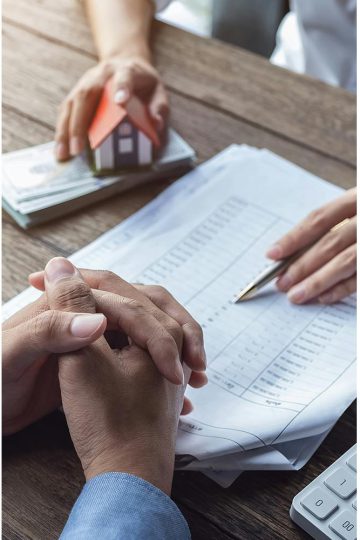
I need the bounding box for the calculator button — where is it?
[352,499,357,510]
[346,453,357,472]
[300,487,338,519]
[329,510,356,540]
[324,468,357,499]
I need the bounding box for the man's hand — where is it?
[55,57,168,161]
[44,258,189,495]
[267,188,356,304]
[3,258,206,435]
[3,299,106,435]
[29,263,207,388]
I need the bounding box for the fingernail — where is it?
[201,348,207,369]
[56,142,68,161]
[174,356,184,386]
[71,313,105,338]
[277,273,293,291]
[155,114,164,131]
[29,271,44,280]
[69,136,83,156]
[186,401,194,413]
[266,244,283,259]
[288,284,306,304]
[45,257,76,283]
[319,292,333,304]
[114,88,129,104]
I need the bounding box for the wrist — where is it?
[82,438,175,495]
[100,39,152,64]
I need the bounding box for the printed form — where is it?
[4,147,356,471]
[98,150,355,462]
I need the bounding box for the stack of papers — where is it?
[3,145,356,487]
[2,129,195,228]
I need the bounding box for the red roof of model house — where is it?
[88,80,160,150]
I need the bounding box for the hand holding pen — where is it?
[234,188,356,305]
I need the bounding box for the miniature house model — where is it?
[88,81,160,172]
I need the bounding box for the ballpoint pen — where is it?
[232,218,351,303]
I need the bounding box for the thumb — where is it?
[3,309,106,378]
[112,68,135,105]
[149,83,169,134]
[44,257,96,314]
[44,258,111,384]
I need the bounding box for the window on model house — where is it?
[118,122,134,154]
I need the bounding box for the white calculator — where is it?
[290,445,357,540]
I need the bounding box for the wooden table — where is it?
[3,2,356,539]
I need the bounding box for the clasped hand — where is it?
[3,258,207,493]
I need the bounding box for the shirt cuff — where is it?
[60,472,191,540]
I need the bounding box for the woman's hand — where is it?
[55,56,168,161]
[267,188,356,304]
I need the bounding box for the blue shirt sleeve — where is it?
[60,472,191,540]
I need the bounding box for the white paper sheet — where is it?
[86,152,355,461]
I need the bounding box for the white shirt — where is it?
[271,0,356,92]
[155,0,356,92]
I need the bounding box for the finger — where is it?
[277,217,356,292]
[3,309,106,378]
[112,67,135,105]
[69,87,102,156]
[91,275,206,373]
[70,271,186,355]
[287,244,356,304]
[318,276,357,304]
[135,284,206,373]
[31,269,144,301]
[29,269,201,375]
[92,290,184,385]
[188,371,208,388]
[44,257,96,314]
[180,363,198,415]
[112,60,160,104]
[181,397,194,416]
[149,82,169,134]
[29,270,45,290]
[267,188,356,260]
[55,100,72,161]
[29,272,144,326]
[30,269,138,297]
[3,293,48,330]
[32,269,185,385]
[44,259,113,385]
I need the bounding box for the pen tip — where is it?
[232,285,257,304]
[233,294,246,303]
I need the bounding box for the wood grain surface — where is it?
[2,1,356,539]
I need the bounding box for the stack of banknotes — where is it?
[2,129,195,228]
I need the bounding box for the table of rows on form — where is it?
[130,197,355,448]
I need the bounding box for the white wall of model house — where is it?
[94,121,152,170]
